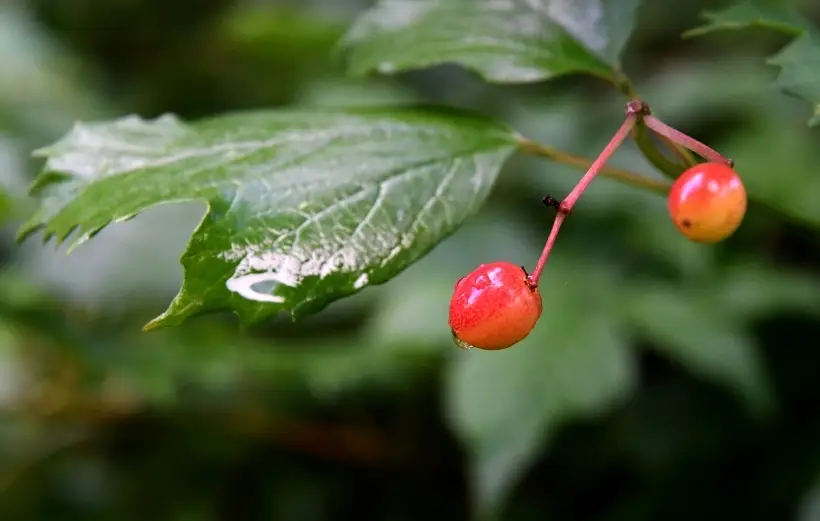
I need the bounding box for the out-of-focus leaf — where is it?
[0,322,31,407]
[16,203,201,313]
[222,4,344,53]
[339,0,642,84]
[0,190,12,226]
[683,1,809,37]
[768,33,820,125]
[624,284,772,413]
[634,55,780,123]
[798,473,820,521]
[18,108,517,330]
[717,263,820,318]
[0,4,105,137]
[722,115,820,228]
[213,3,348,108]
[0,268,49,310]
[78,326,441,411]
[685,2,820,125]
[445,259,636,517]
[294,78,418,108]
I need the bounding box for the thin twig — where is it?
[517,138,670,195]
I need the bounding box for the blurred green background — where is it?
[3,0,820,520]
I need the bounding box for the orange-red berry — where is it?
[448,261,542,351]
[668,162,747,243]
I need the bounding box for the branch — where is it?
[517,138,670,195]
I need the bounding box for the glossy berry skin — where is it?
[449,261,542,350]
[668,162,747,243]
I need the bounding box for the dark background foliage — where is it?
[2,0,820,520]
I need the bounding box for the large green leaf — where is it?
[339,0,642,84]
[685,2,820,125]
[18,107,518,329]
[445,260,636,517]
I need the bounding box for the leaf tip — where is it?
[143,306,184,331]
[681,27,709,39]
[15,209,48,244]
[143,308,182,332]
[27,171,72,196]
[14,226,37,245]
[142,318,164,332]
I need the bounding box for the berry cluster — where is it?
[449,100,747,351]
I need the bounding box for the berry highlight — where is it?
[449,261,542,350]
[668,162,747,243]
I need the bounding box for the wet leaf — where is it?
[339,0,643,84]
[18,107,517,329]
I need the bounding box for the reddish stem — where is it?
[530,211,567,285]
[529,112,638,284]
[643,115,733,166]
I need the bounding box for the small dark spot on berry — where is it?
[681,219,692,228]
[455,276,464,288]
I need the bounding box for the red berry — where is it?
[668,162,747,243]
[448,261,542,351]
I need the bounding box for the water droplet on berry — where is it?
[451,329,474,350]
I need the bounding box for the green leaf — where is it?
[339,0,643,84]
[724,110,820,228]
[624,285,772,413]
[717,263,820,318]
[0,189,12,225]
[445,260,636,517]
[683,1,809,37]
[18,107,518,329]
[768,33,820,125]
[685,2,820,125]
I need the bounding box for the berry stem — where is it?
[643,115,733,166]
[631,122,686,179]
[612,77,698,168]
[517,138,670,195]
[529,111,638,284]
[659,134,698,166]
[560,113,639,210]
[530,211,567,284]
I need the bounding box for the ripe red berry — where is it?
[668,162,747,243]
[449,261,542,351]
